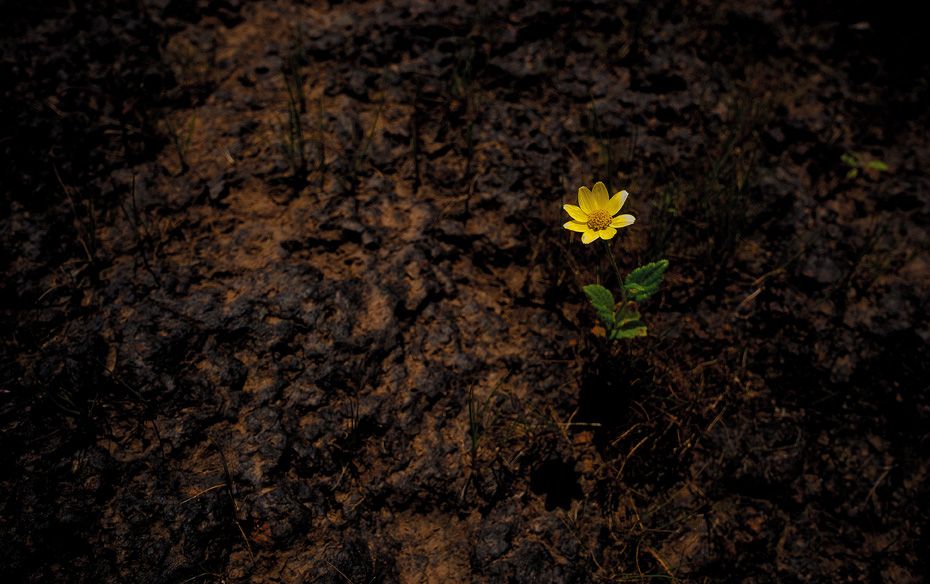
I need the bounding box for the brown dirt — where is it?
[2,0,929,582]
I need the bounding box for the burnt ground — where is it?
[2,0,930,582]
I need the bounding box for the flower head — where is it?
[563,181,636,244]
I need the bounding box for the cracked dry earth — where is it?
[2,0,930,582]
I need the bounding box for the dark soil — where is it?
[3,1,929,582]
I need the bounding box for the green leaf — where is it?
[624,259,669,302]
[866,160,889,172]
[610,306,647,339]
[611,320,647,339]
[846,168,859,179]
[583,284,616,326]
[840,153,859,168]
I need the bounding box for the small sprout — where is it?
[841,152,889,179]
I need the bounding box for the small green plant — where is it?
[841,152,889,179]
[563,181,669,339]
[466,382,496,468]
[583,260,668,339]
[460,374,510,501]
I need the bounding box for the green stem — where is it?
[603,239,627,305]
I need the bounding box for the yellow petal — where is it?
[611,214,635,229]
[577,186,595,213]
[581,229,599,244]
[607,190,629,215]
[599,226,618,240]
[592,182,609,208]
[563,204,588,222]
[563,220,587,232]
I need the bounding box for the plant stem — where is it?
[603,239,627,304]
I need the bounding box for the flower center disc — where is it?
[587,209,611,231]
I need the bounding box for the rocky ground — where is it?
[2,1,929,582]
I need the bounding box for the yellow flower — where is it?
[563,181,635,244]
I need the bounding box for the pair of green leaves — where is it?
[583,259,668,340]
[841,152,889,179]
